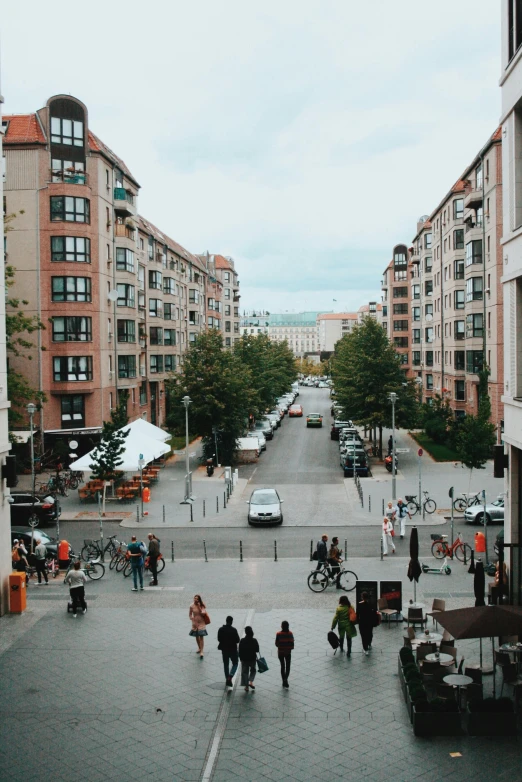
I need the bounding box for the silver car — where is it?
[246,431,266,451]
[464,497,504,525]
[247,488,283,525]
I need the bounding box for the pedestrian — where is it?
[189,594,209,658]
[34,538,49,584]
[382,516,395,555]
[65,560,87,617]
[331,595,357,657]
[312,534,328,583]
[13,540,29,581]
[394,498,411,539]
[275,620,294,688]
[127,535,145,592]
[328,536,342,589]
[217,615,240,688]
[357,591,378,655]
[387,435,393,454]
[147,533,160,586]
[385,501,396,524]
[239,625,259,692]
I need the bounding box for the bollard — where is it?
[203,499,206,518]
[369,495,371,513]
[380,535,383,561]
[224,491,227,509]
[203,540,208,562]
[240,540,243,562]
[171,540,174,562]
[344,539,347,560]
[382,498,385,516]
[137,505,140,523]
[163,505,166,524]
[274,541,278,562]
[216,496,219,514]
[190,503,194,523]
[310,540,313,562]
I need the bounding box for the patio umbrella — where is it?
[473,560,487,668]
[407,526,422,605]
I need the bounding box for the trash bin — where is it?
[142,487,151,503]
[475,531,486,553]
[9,573,27,614]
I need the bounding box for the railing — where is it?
[115,224,135,240]
[51,169,88,185]
[114,188,134,204]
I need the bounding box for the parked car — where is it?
[8,493,60,526]
[331,420,352,440]
[342,453,370,478]
[247,488,283,525]
[262,416,277,433]
[266,412,281,429]
[246,431,266,451]
[289,404,303,417]
[306,413,323,428]
[340,444,367,464]
[254,420,273,440]
[465,497,505,525]
[11,527,58,558]
[317,382,328,388]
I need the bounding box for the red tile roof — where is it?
[214,254,234,271]
[88,131,139,187]
[317,312,358,320]
[3,114,46,144]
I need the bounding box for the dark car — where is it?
[330,420,352,440]
[8,493,60,526]
[342,453,370,478]
[11,527,58,558]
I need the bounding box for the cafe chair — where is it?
[499,663,522,704]
[439,646,457,661]
[435,683,457,702]
[406,607,426,629]
[421,660,441,686]
[426,598,445,628]
[403,627,418,648]
[377,597,400,626]
[494,650,512,668]
[416,643,436,666]
[439,638,455,648]
[434,665,456,681]
[464,667,483,685]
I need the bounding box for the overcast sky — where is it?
[2,1,500,315]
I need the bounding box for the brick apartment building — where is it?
[381,244,412,376]
[197,253,241,347]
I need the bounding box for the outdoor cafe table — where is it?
[425,652,454,666]
[444,674,473,708]
[415,632,442,643]
[501,642,522,671]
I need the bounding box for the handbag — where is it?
[257,654,269,673]
[390,529,395,537]
[373,611,382,627]
[202,611,211,625]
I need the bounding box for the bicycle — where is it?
[109,543,128,571]
[307,562,358,593]
[452,490,483,513]
[81,536,119,561]
[430,533,473,563]
[65,554,105,580]
[405,491,437,516]
[123,553,166,578]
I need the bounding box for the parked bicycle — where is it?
[405,491,437,516]
[307,563,358,593]
[122,553,166,578]
[109,543,128,571]
[81,535,120,561]
[430,532,472,563]
[65,554,105,580]
[452,490,483,513]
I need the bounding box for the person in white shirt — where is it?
[382,517,395,556]
[65,561,88,617]
[34,538,49,584]
[393,499,411,539]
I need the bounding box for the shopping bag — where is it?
[257,655,269,673]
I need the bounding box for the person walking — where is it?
[147,533,160,586]
[387,434,393,454]
[189,594,209,658]
[65,560,87,617]
[385,501,396,524]
[382,516,395,556]
[13,540,29,583]
[328,536,342,589]
[331,595,357,657]
[357,591,378,655]
[275,620,294,688]
[217,616,240,688]
[34,538,49,584]
[312,534,328,583]
[394,498,411,539]
[127,535,145,592]
[239,626,259,692]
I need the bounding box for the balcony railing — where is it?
[51,169,88,185]
[114,188,134,204]
[115,223,135,240]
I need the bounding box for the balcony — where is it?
[233,294,241,302]
[51,169,88,185]
[113,188,136,217]
[464,188,483,209]
[115,223,136,241]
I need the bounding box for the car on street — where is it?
[330,420,352,440]
[464,497,505,525]
[266,412,281,429]
[247,488,283,525]
[317,382,328,388]
[11,527,58,558]
[306,413,323,427]
[8,493,60,526]
[277,398,289,413]
[254,420,273,440]
[246,431,266,451]
[341,453,370,478]
[289,404,303,417]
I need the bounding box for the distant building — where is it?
[240,314,269,337]
[381,245,412,376]
[267,311,330,357]
[357,301,383,325]
[317,312,358,352]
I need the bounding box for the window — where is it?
[425,303,433,317]
[426,374,433,390]
[453,229,464,249]
[393,337,408,347]
[164,355,175,372]
[53,356,92,381]
[234,322,239,333]
[454,320,465,341]
[224,321,231,333]
[453,199,464,220]
[394,269,407,281]
[117,284,135,308]
[51,236,90,263]
[149,299,163,318]
[466,313,484,338]
[455,380,465,402]
[393,286,408,298]
[425,327,434,344]
[465,240,483,266]
[50,116,84,146]
[52,276,91,302]
[412,307,420,322]
[150,327,163,345]
[118,355,137,378]
[425,280,433,296]
[117,320,136,343]
[400,353,408,365]
[139,382,147,405]
[466,350,483,374]
[476,163,483,190]
[426,350,434,366]
[224,288,230,300]
[189,289,199,303]
[508,0,522,61]
[52,316,91,342]
[452,350,465,371]
[50,196,89,223]
[454,259,464,279]
[149,271,162,290]
[51,159,85,183]
[393,320,408,331]
[115,248,135,273]
[413,329,421,344]
[148,236,154,260]
[225,337,231,347]
[138,292,145,312]
[424,233,432,249]
[382,306,387,317]
[466,276,483,301]
[413,284,420,300]
[164,329,175,346]
[224,271,231,282]
[454,290,465,309]
[164,278,175,295]
[163,303,173,320]
[476,206,483,227]
[412,351,421,366]
[224,304,231,316]
[424,256,432,272]
[138,266,145,290]
[150,355,164,373]
[61,394,84,429]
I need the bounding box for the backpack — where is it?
[12,547,20,562]
[327,631,340,650]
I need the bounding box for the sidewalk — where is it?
[1,558,520,781]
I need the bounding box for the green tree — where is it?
[233,334,295,414]
[455,369,496,488]
[111,390,129,430]
[89,423,129,515]
[421,393,454,444]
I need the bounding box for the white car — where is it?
[247,488,283,525]
[246,431,266,451]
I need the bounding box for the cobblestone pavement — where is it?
[1,559,520,781]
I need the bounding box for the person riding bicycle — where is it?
[312,534,329,584]
[328,537,342,590]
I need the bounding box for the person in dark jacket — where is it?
[239,626,259,692]
[275,620,294,688]
[312,534,328,583]
[147,533,161,586]
[357,591,377,655]
[218,616,240,688]
[328,537,342,589]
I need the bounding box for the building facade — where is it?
[317,312,358,352]
[268,312,329,357]
[240,313,270,337]
[381,245,412,376]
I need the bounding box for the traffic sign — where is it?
[417,448,423,457]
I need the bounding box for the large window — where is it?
[454,229,464,249]
[424,233,432,249]
[455,380,465,401]
[163,303,172,320]
[454,259,464,279]
[50,196,89,223]
[393,320,408,331]
[412,351,421,366]
[163,278,175,295]
[426,374,433,390]
[117,284,135,308]
[165,355,175,372]
[453,199,464,220]
[454,351,465,370]
[412,307,420,321]
[150,327,163,345]
[116,248,135,273]
[508,0,522,61]
[150,355,164,373]
[118,355,137,378]
[394,269,407,282]
[52,277,91,302]
[455,320,465,340]
[149,270,162,290]
[164,329,175,346]
[466,276,483,301]
[117,320,136,343]
[393,337,408,347]
[413,329,421,344]
[189,289,200,303]
[139,381,147,405]
[465,240,483,266]
[53,356,92,381]
[425,280,433,296]
[149,299,163,318]
[393,286,408,298]
[60,394,84,429]
[413,285,420,300]
[52,316,91,342]
[51,117,84,146]
[454,290,465,309]
[466,313,484,338]
[51,159,85,183]
[51,236,90,263]
[426,350,434,366]
[466,350,483,374]
[425,327,434,343]
[424,257,432,273]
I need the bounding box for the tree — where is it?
[421,393,454,444]
[455,368,496,490]
[89,422,129,515]
[233,334,295,414]
[111,390,129,430]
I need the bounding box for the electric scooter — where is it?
[421,557,451,575]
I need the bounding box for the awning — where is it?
[123,418,171,442]
[68,429,170,473]
[10,430,34,444]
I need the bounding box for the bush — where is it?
[408,682,428,704]
[415,697,459,713]
[399,647,415,664]
[405,670,423,685]
[402,662,418,679]
[468,697,514,713]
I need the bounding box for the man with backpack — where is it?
[311,534,328,584]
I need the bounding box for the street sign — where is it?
[418,448,423,457]
[396,448,410,454]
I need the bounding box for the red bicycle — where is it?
[430,533,472,563]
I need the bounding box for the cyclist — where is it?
[311,534,329,584]
[328,537,343,589]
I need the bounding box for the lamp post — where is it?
[181,396,193,504]
[138,454,145,519]
[388,392,397,503]
[212,425,220,467]
[27,403,37,552]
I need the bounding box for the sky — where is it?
[2,1,501,315]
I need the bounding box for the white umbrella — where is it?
[122,418,171,443]
[69,429,170,473]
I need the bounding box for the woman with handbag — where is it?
[382,516,395,556]
[357,591,378,656]
[239,626,259,692]
[189,594,210,658]
[331,595,357,657]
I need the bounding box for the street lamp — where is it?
[27,403,37,553]
[388,392,397,503]
[138,454,145,518]
[181,396,193,504]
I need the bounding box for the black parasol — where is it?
[407,526,422,603]
[474,560,486,607]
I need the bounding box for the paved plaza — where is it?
[0,557,520,781]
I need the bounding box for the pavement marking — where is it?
[200,607,255,782]
[142,586,184,591]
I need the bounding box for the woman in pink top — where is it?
[189,594,209,658]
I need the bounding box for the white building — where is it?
[240,314,269,337]
[317,313,358,352]
[268,312,329,357]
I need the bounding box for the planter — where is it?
[466,705,517,736]
[413,706,463,737]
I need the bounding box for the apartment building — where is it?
[214,255,241,347]
[268,312,329,357]
[500,0,522,605]
[409,217,433,391]
[2,94,210,456]
[317,312,358,352]
[240,314,270,337]
[381,245,412,375]
[357,301,383,325]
